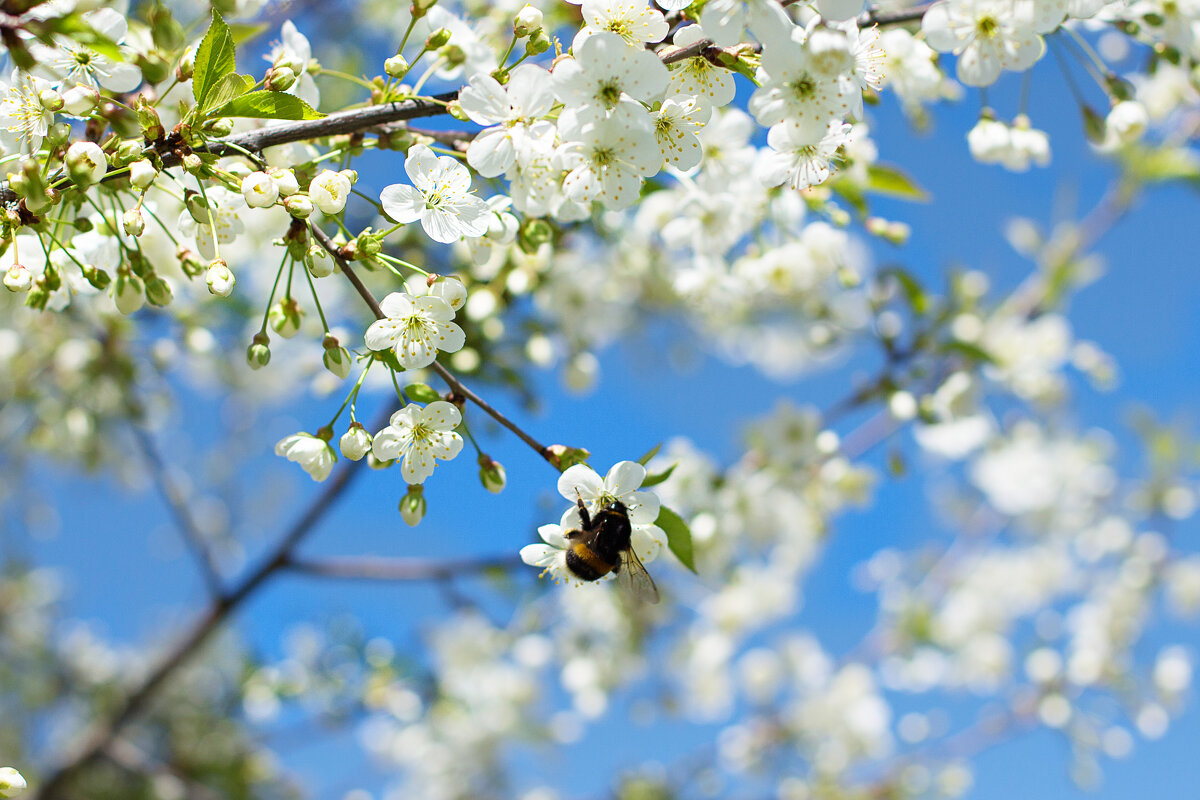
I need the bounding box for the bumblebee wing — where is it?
[618,547,660,605]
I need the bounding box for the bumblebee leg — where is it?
[574,491,592,529]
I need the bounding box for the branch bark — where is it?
[286,553,522,581]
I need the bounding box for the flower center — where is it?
[787,74,818,102]
[590,146,616,167]
[605,19,634,41]
[598,80,622,108]
[975,16,998,38]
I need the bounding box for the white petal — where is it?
[605,461,646,496]
[558,463,603,502]
[380,184,424,223]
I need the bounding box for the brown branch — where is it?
[285,553,523,581]
[307,223,555,465]
[31,407,389,800]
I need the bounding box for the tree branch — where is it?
[31,406,389,800]
[307,223,556,466]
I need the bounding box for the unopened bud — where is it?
[547,444,591,472]
[514,4,543,37]
[340,423,372,460]
[266,65,297,92]
[267,166,300,196]
[129,159,158,190]
[45,121,71,147]
[425,26,451,50]
[66,141,108,186]
[112,270,145,314]
[123,208,145,237]
[206,259,236,296]
[525,29,551,56]
[181,152,203,173]
[177,47,195,81]
[82,265,110,290]
[61,84,98,116]
[246,332,271,369]
[399,484,426,526]
[145,274,173,306]
[284,194,314,219]
[269,297,303,337]
[478,456,506,493]
[323,335,352,378]
[0,767,27,799]
[3,264,31,292]
[38,88,63,111]
[305,245,334,278]
[384,54,408,78]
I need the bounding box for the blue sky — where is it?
[13,15,1200,800]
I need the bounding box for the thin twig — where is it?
[307,223,556,465]
[129,424,224,598]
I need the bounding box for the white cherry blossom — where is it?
[459,64,556,178]
[551,32,669,120]
[30,8,141,92]
[556,461,667,564]
[557,111,662,210]
[380,144,490,244]
[922,0,1046,87]
[653,95,712,169]
[371,401,464,484]
[364,291,467,369]
[576,0,669,46]
[667,25,737,109]
[758,120,852,191]
[749,31,856,141]
[275,432,337,481]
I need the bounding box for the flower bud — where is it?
[266,65,297,92]
[478,456,506,493]
[61,85,99,116]
[206,259,236,296]
[113,270,145,314]
[447,100,469,122]
[518,218,553,253]
[129,159,158,190]
[45,121,71,147]
[38,88,63,111]
[66,141,108,186]
[241,171,279,208]
[1106,100,1149,145]
[399,484,426,526]
[181,152,203,173]
[284,194,315,219]
[514,4,543,37]
[82,265,110,290]
[384,54,408,78]
[340,423,372,460]
[323,335,352,378]
[123,208,145,237]
[425,26,451,49]
[3,264,31,292]
[176,47,195,81]
[439,43,466,67]
[0,767,26,799]
[269,297,303,337]
[185,190,210,224]
[247,332,271,369]
[267,166,300,196]
[525,29,551,56]
[145,274,173,306]
[309,169,351,215]
[305,245,333,278]
[547,444,591,472]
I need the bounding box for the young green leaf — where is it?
[210,91,324,121]
[866,164,930,202]
[655,506,696,574]
[641,463,676,488]
[637,442,663,465]
[200,73,254,115]
[193,10,236,106]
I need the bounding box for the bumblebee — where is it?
[564,494,660,604]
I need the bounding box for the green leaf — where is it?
[655,506,696,574]
[641,463,676,488]
[637,442,662,466]
[941,340,997,364]
[881,267,930,315]
[866,164,930,202]
[228,22,272,45]
[200,73,253,115]
[211,91,325,121]
[193,10,236,107]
